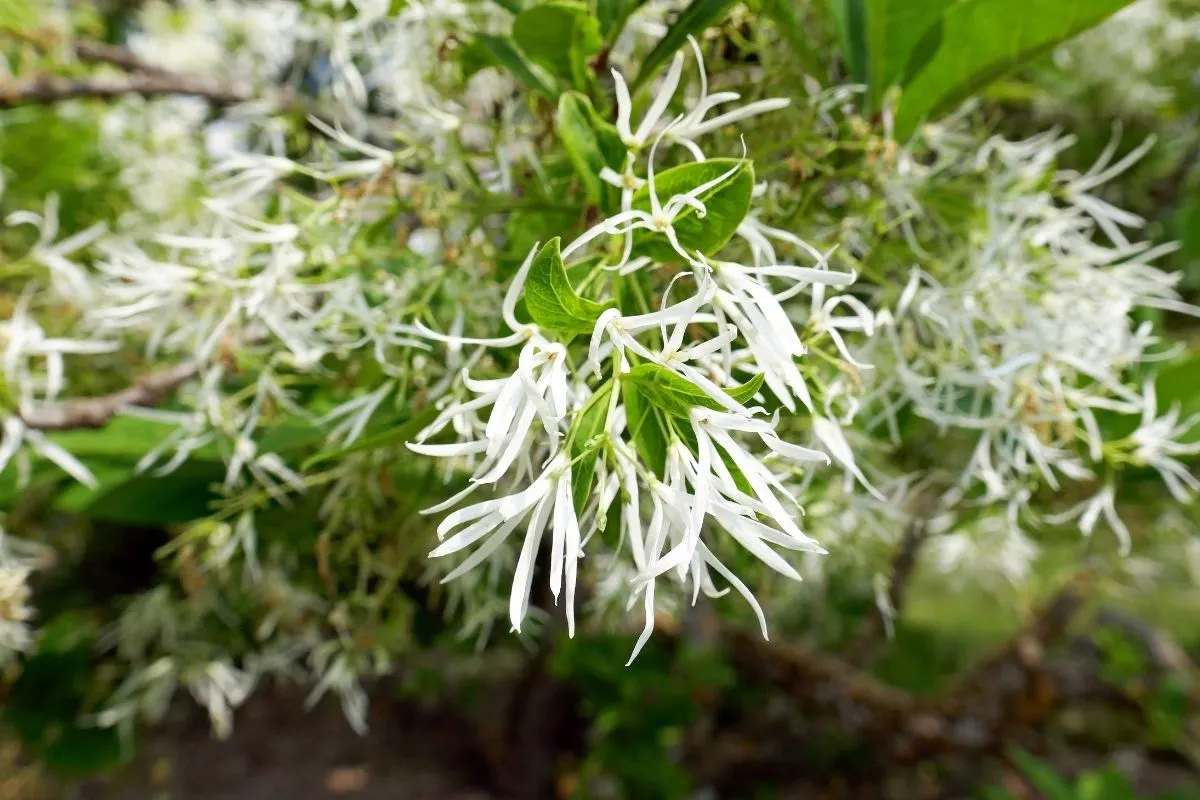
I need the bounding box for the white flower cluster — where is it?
[1051,0,1200,115]
[869,125,1200,558]
[407,44,873,661]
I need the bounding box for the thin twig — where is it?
[18,362,199,430]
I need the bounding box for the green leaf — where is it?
[557,91,627,204]
[570,381,614,511]
[632,0,738,90]
[0,0,37,31]
[304,404,439,469]
[595,0,646,40]
[512,2,602,89]
[524,237,614,336]
[863,0,956,108]
[1010,749,1075,800]
[726,372,765,405]
[893,0,1136,139]
[622,363,761,418]
[757,0,822,77]
[624,382,671,478]
[1153,353,1200,450]
[1076,767,1135,800]
[7,614,129,776]
[631,159,754,259]
[827,0,868,84]
[460,34,560,100]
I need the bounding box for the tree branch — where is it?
[846,519,928,663]
[71,39,177,79]
[712,576,1091,771]
[18,362,199,430]
[0,71,249,108]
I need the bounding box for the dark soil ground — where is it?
[64,688,498,800]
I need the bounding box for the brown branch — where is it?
[712,576,1091,772]
[18,362,199,430]
[846,519,928,663]
[72,39,176,79]
[0,71,249,108]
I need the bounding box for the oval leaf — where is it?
[513,2,601,89]
[524,237,613,336]
[622,363,761,418]
[557,92,626,205]
[631,158,754,260]
[460,34,559,100]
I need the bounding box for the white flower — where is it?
[5,196,103,304]
[0,565,35,660]
[710,256,854,411]
[424,452,584,637]
[1131,381,1200,502]
[1044,483,1132,555]
[611,53,687,151]
[562,129,745,268]
[625,409,828,661]
[184,660,255,740]
[410,333,569,490]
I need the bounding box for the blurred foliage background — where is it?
[1,0,1200,798]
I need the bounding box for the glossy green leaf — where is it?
[524,237,614,336]
[893,0,1136,139]
[631,158,754,259]
[624,382,671,478]
[570,380,614,511]
[513,2,602,89]
[460,34,560,100]
[864,0,956,108]
[632,0,738,90]
[622,363,762,418]
[557,91,626,204]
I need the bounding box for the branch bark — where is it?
[0,71,249,108]
[846,519,928,663]
[18,362,199,430]
[72,39,176,79]
[713,577,1090,770]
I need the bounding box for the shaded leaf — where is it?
[570,380,614,511]
[864,0,956,108]
[632,0,738,90]
[513,2,602,89]
[7,614,129,776]
[595,0,647,40]
[557,91,626,204]
[460,34,560,99]
[623,381,671,478]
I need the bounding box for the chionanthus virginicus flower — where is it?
[408,48,864,662]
